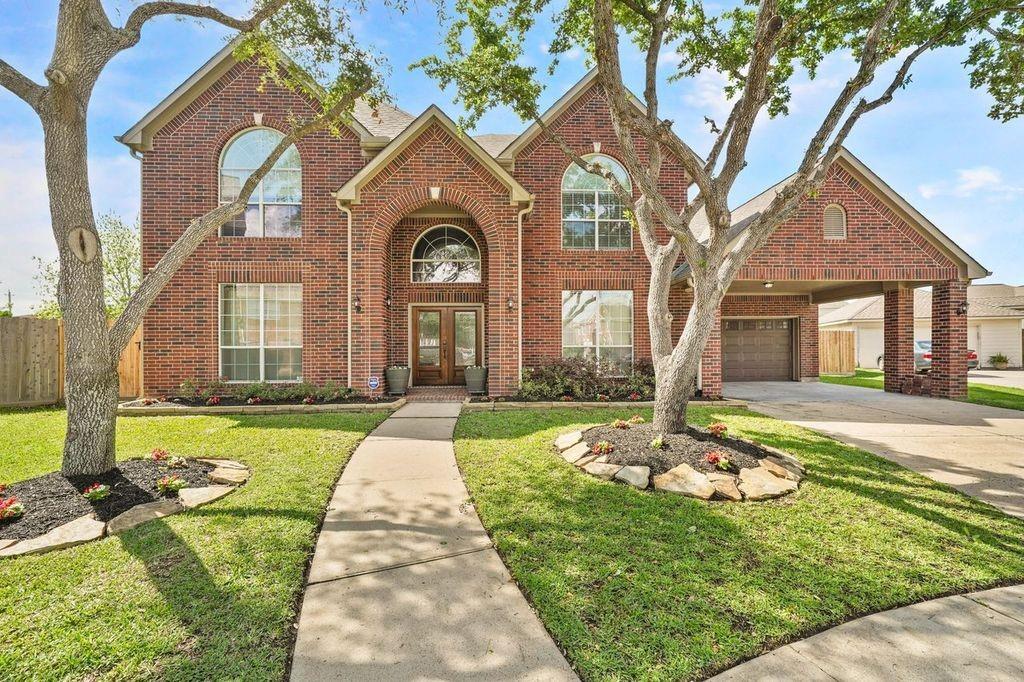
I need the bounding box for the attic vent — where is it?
[823,204,847,240]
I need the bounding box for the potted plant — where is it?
[386,365,410,395]
[989,353,1010,370]
[465,365,487,394]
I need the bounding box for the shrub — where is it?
[591,440,614,456]
[151,448,169,462]
[990,353,1010,365]
[82,483,111,502]
[650,435,665,450]
[708,422,728,438]
[705,451,732,471]
[157,475,187,496]
[611,419,631,429]
[517,357,655,401]
[166,455,187,469]
[0,497,25,521]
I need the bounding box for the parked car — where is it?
[877,341,978,372]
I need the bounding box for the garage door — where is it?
[723,319,793,381]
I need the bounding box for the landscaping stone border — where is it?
[464,398,747,412]
[117,398,406,417]
[552,428,804,502]
[0,459,251,558]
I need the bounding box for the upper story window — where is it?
[823,203,847,240]
[219,128,302,238]
[411,225,482,283]
[561,154,633,250]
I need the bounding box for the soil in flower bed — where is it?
[584,423,770,476]
[0,458,215,541]
[124,396,399,408]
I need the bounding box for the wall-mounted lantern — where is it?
[956,301,970,316]
[353,295,362,313]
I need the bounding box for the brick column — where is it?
[883,288,915,393]
[699,307,723,398]
[931,280,968,399]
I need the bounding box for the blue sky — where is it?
[1,1,1022,314]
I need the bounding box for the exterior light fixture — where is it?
[353,295,362,313]
[384,295,392,308]
[763,281,774,289]
[956,301,970,316]
[507,296,516,310]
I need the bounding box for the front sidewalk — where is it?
[289,401,576,681]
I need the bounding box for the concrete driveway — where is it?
[970,369,1024,389]
[724,381,1024,518]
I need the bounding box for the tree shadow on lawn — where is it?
[455,407,1024,678]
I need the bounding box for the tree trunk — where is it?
[42,95,120,476]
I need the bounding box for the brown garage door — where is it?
[723,319,793,381]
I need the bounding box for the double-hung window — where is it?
[561,154,633,249]
[219,128,302,237]
[561,290,634,374]
[219,284,302,381]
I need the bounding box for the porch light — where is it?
[763,281,774,289]
[507,296,516,310]
[384,295,392,308]
[353,295,362,313]
[956,301,970,316]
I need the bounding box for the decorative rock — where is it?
[707,473,742,501]
[178,485,235,510]
[583,462,623,480]
[760,457,801,482]
[107,499,183,535]
[209,467,250,485]
[0,539,17,552]
[652,464,715,500]
[763,448,805,474]
[614,466,650,489]
[738,466,798,500]
[0,515,106,557]
[765,454,805,479]
[575,453,600,468]
[593,455,609,464]
[555,431,583,451]
[561,442,590,464]
[199,458,248,471]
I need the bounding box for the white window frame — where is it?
[823,203,847,240]
[561,154,633,251]
[218,283,303,383]
[218,127,302,238]
[409,224,483,284]
[560,289,634,376]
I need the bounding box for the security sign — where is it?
[367,376,381,390]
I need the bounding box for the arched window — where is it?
[219,128,302,237]
[411,225,482,283]
[823,203,847,240]
[561,154,633,249]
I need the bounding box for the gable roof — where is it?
[672,148,990,283]
[496,68,647,162]
[333,105,533,206]
[116,37,416,152]
[820,288,1024,326]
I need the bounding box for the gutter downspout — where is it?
[517,197,535,387]
[129,145,145,395]
[335,196,353,388]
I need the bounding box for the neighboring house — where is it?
[821,286,1024,368]
[119,40,990,399]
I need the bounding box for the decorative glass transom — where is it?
[411,225,482,283]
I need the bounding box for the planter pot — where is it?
[993,362,1009,370]
[385,367,410,395]
[465,366,488,395]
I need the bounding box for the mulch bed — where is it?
[468,395,727,403]
[584,423,770,476]
[1,459,214,541]
[123,396,398,408]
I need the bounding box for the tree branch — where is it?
[120,0,287,42]
[0,58,46,111]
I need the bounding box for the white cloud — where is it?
[917,166,1022,200]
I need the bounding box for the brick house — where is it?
[118,42,989,399]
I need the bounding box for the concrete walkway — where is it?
[710,584,1024,680]
[290,401,576,681]
[725,381,1024,517]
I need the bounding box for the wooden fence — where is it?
[819,329,856,375]
[0,318,142,406]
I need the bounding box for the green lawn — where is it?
[821,368,1024,411]
[455,407,1024,680]
[0,407,387,681]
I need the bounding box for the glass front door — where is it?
[413,307,481,385]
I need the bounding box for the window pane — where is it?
[265,348,301,381]
[264,205,302,237]
[598,220,632,249]
[562,290,633,375]
[563,346,596,362]
[562,155,632,192]
[596,193,625,219]
[411,226,481,283]
[599,346,632,375]
[562,192,596,220]
[220,284,260,346]
[263,169,302,203]
[221,348,260,382]
[562,221,595,249]
[264,284,302,346]
[454,311,477,366]
[220,170,246,202]
[221,205,261,237]
[561,291,597,348]
[599,291,633,347]
[417,311,440,366]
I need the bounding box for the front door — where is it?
[413,307,481,385]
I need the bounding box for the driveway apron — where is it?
[290,401,577,681]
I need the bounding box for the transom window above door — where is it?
[411,225,482,283]
[561,154,633,250]
[219,128,302,238]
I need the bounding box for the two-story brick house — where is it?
[118,41,988,400]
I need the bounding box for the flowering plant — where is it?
[560,395,573,402]
[628,414,645,425]
[247,396,263,405]
[708,422,728,438]
[151,448,169,462]
[591,440,614,456]
[611,419,631,430]
[597,394,610,402]
[302,395,316,405]
[628,392,642,401]
[166,455,187,469]
[705,451,732,471]
[650,435,665,450]
[82,482,111,502]
[0,483,6,495]
[0,497,25,521]
[206,396,221,406]
[141,397,160,406]
[157,475,187,496]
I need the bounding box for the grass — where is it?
[821,368,1024,411]
[454,406,1024,681]
[0,407,387,681]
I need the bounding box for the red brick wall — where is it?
[930,280,968,398]
[884,288,916,392]
[141,60,364,394]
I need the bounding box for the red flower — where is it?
[302,395,316,405]
[561,395,573,402]
[629,392,641,401]
[151,448,169,461]
[206,396,221,406]
[708,422,728,438]
[705,452,722,465]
